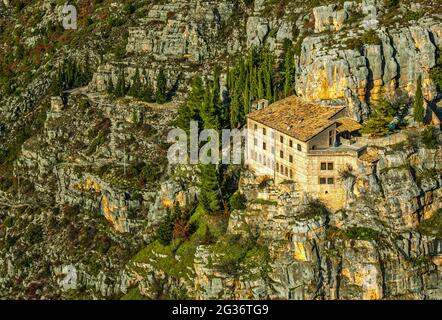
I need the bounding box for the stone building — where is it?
[246,96,366,209]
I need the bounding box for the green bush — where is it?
[156,207,179,246]
[421,127,439,149]
[345,30,381,52]
[229,192,247,210]
[384,0,399,8]
[429,52,441,97]
[299,199,329,220]
[24,224,43,244]
[418,209,442,237]
[361,29,382,46]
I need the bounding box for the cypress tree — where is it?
[199,164,221,214]
[257,68,264,99]
[211,68,224,128]
[177,76,204,131]
[413,75,425,124]
[200,87,219,130]
[114,67,126,97]
[128,67,142,98]
[243,77,250,116]
[230,89,241,129]
[264,55,273,102]
[155,68,167,104]
[283,45,295,97]
[156,205,180,245]
[107,77,114,95]
[250,66,257,99]
[141,70,155,102]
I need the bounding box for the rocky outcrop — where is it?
[295,17,441,121]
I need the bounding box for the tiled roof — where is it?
[336,117,362,133]
[247,96,345,142]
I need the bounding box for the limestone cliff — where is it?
[0,0,441,300]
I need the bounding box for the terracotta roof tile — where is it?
[247,96,345,142]
[336,117,362,133]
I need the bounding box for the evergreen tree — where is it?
[257,68,264,99]
[155,68,167,104]
[141,70,155,102]
[413,75,425,124]
[200,87,219,130]
[199,164,221,214]
[250,66,257,99]
[230,90,241,129]
[211,68,225,128]
[200,71,226,130]
[283,44,295,97]
[264,52,273,102]
[177,76,204,130]
[156,204,180,245]
[107,77,114,95]
[128,67,142,98]
[242,78,249,116]
[114,67,127,97]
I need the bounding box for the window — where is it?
[254,124,257,130]
[289,140,293,147]
[263,142,266,150]
[289,155,293,163]
[329,130,334,146]
[280,150,284,158]
[327,177,334,185]
[263,128,266,135]
[290,169,293,179]
[321,162,334,170]
[276,163,279,173]
[254,138,257,146]
[280,135,284,143]
[319,177,327,185]
[297,144,302,151]
[285,167,288,176]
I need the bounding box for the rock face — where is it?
[295,17,442,121]
[0,90,199,298]
[0,0,441,300]
[87,1,442,121]
[125,136,442,300]
[312,4,349,33]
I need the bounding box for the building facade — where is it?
[246,96,366,209]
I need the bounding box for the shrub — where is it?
[418,209,442,237]
[25,224,43,244]
[413,75,425,124]
[156,207,179,245]
[3,216,14,228]
[345,30,381,52]
[343,227,380,241]
[384,0,399,8]
[430,63,442,92]
[421,127,439,149]
[361,29,382,46]
[299,199,329,220]
[229,192,247,210]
